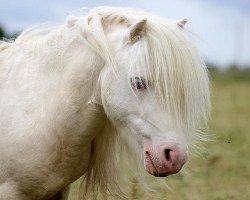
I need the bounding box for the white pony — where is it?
[0,7,210,200]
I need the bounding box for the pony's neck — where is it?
[47,27,111,179]
[61,33,108,140]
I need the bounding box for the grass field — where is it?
[69,69,250,200]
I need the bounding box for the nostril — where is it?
[165,149,172,161]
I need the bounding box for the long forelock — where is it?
[125,16,210,143]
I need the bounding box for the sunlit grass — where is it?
[69,69,250,200]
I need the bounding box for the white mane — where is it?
[0,6,210,199]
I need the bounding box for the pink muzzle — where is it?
[144,142,188,177]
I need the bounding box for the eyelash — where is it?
[130,77,147,90]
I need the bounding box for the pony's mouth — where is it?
[144,151,169,177]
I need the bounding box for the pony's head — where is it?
[75,7,210,198]
[89,7,210,177]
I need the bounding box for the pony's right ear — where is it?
[127,19,147,44]
[66,16,78,28]
[176,18,188,28]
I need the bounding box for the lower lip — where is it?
[145,152,158,175]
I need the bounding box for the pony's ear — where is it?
[176,18,188,28]
[66,16,78,28]
[127,19,147,43]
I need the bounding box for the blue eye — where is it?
[131,77,147,90]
